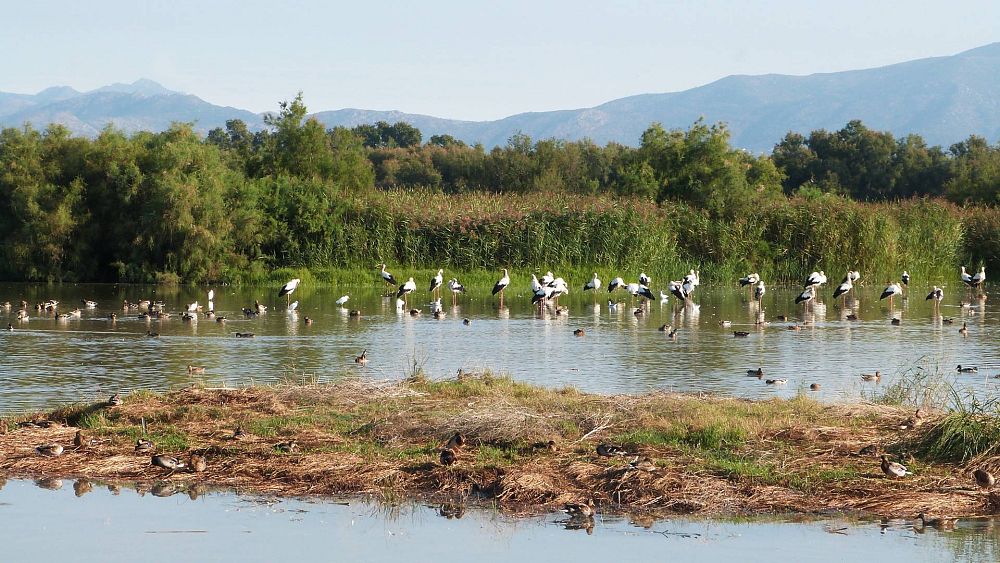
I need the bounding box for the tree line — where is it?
[1,93,999,283]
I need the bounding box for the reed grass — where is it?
[221,190,980,287]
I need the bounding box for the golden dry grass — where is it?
[0,373,994,519]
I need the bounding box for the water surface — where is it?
[0,478,997,562]
[0,281,996,412]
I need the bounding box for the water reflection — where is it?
[2,478,1000,562]
[0,282,998,412]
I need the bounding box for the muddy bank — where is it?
[0,374,994,519]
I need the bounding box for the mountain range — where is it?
[3,43,1000,152]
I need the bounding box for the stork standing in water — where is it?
[639,272,652,287]
[607,276,625,293]
[397,277,417,307]
[926,286,944,310]
[795,285,815,308]
[754,280,766,302]
[901,271,910,295]
[880,282,903,309]
[378,264,397,295]
[447,278,466,306]
[739,273,760,299]
[583,273,602,303]
[804,270,827,290]
[279,278,300,307]
[833,274,853,307]
[492,268,510,308]
[429,269,444,300]
[963,266,986,296]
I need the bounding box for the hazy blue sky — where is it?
[2,0,998,120]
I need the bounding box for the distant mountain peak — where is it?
[34,85,81,102]
[90,79,179,97]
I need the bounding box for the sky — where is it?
[2,0,999,121]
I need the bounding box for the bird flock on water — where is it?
[4,261,992,527]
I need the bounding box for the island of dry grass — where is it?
[1,372,998,519]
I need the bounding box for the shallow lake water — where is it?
[0,478,998,562]
[0,280,997,412]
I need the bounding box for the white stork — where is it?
[832,275,853,305]
[926,286,943,308]
[492,268,510,307]
[968,266,987,294]
[379,264,397,294]
[901,270,910,287]
[584,273,602,301]
[608,276,625,293]
[447,278,466,305]
[795,285,815,306]
[669,280,687,302]
[684,269,700,287]
[754,280,765,302]
[804,270,827,288]
[880,282,903,308]
[739,272,759,299]
[336,295,350,306]
[639,272,652,287]
[429,269,444,298]
[397,277,417,307]
[279,278,300,306]
[541,271,555,287]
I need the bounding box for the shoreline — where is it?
[0,375,994,519]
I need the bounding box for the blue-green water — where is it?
[0,478,996,562]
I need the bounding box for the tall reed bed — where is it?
[232,189,984,286]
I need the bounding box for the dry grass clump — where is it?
[0,373,993,519]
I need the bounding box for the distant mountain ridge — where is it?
[3,43,1000,151]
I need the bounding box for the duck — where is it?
[433,310,447,320]
[190,454,207,473]
[562,499,595,518]
[349,310,362,318]
[974,468,995,489]
[733,331,750,338]
[880,454,911,478]
[846,313,859,321]
[719,320,732,327]
[959,322,968,336]
[36,444,64,457]
[573,328,585,337]
[890,318,901,326]
[787,325,803,331]
[957,365,978,373]
[596,443,628,457]
[135,439,154,454]
[462,318,471,326]
[107,393,123,406]
[746,368,764,377]
[409,308,421,317]
[445,432,466,450]
[146,330,159,337]
[187,365,206,375]
[73,430,98,448]
[809,383,821,391]
[235,332,255,338]
[151,455,186,471]
[861,371,881,382]
[355,349,368,365]
[440,448,458,466]
[658,324,672,332]
[303,316,313,325]
[629,457,657,473]
[916,512,957,529]
[765,379,787,385]
[775,315,788,321]
[276,440,297,453]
